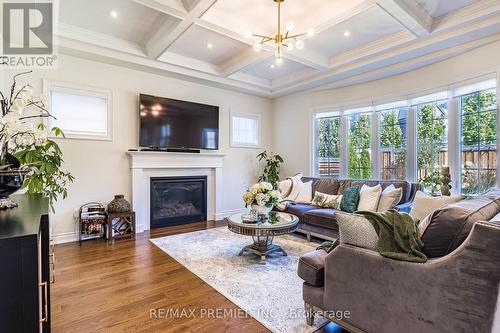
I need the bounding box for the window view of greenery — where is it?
[417,101,448,193]
[316,116,341,177]
[461,89,497,195]
[380,108,407,180]
[348,114,372,179]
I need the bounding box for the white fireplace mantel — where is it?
[127,151,227,232]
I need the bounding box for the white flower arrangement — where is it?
[243,181,281,208]
[0,71,53,160]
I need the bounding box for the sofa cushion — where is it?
[298,250,327,287]
[284,204,317,218]
[377,185,403,212]
[358,184,382,211]
[337,180,353,195]
[302,177,340,195]
[296,181,313,203]
[336,212,378,250]
[421,197,500,258]
[304,209,338,230]
[340,186,361,213]
[410,191,463,222]
[351,180,411,204]
[311,191,342,209]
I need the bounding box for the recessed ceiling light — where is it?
[244,30,253,39]
[207,43,213,49]
[270,64,276,69]
[344,30,351,38]
[109,10,118,18]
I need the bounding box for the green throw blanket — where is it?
[317,210,427,263]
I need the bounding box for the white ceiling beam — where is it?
[310,33,500,94]
[315,0,377,35]
[376,0,433,37]
[219,51,272,77]
[133,0,187,19]
[138,0,218,59]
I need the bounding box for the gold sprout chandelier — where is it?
[250,0,314,66]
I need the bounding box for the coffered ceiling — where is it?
[56,0,500,98]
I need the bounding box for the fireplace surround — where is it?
[127,151,226,232]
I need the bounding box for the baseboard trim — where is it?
[52,231,79,244]
[78,208,249,235]
[214,208,248,221]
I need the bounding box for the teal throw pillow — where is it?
[340,186,361,213]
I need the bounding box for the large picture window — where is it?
[379,107,408,180]
[416,100,448,193]
[460,89,497,195]
[348,113,372,179]
[315,115,341,177]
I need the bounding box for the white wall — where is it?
[273,39,500,178]
[3,55,273,242]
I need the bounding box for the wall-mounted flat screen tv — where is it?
[139,94,219,150]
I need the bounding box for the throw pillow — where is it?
[357,184,382,211]
[409,191,463,222]
[336,212,378,250]
[295,181,313,204]
[283,173,303,201]
[377,185,403,212]
[311,191,342,209]
[421,196,496,258]
[277,179,292,198]
[340,186,361,213]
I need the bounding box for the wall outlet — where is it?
[73,208,79,218]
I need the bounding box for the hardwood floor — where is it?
[52,222,347,333]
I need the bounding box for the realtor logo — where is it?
[1,1,57,68]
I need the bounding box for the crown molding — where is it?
[310,33,500,94]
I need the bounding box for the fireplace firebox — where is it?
[150,176,207,228]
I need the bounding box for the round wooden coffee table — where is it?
[226,212,299,261]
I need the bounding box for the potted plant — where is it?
[242,182,281,220]
[0,71,74,210]
[257,151,283,189]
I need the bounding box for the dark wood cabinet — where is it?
[0,194,50,333]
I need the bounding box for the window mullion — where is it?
[372,111,380,180]
[340,114,348,178]
[448,96,460,195]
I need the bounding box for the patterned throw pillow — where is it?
[311,191,342,209]
[336,212,378,250]
[340,186,361,213]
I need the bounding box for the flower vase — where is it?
[251,204,273,221]
[0,153,29,209]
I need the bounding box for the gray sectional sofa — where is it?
[298,190,500,333]
[279,177,421,241]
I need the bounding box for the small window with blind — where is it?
[315,114,341,177]
[44,80,113,140]
[230,112,260,148]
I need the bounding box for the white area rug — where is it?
[151,227,327,333]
